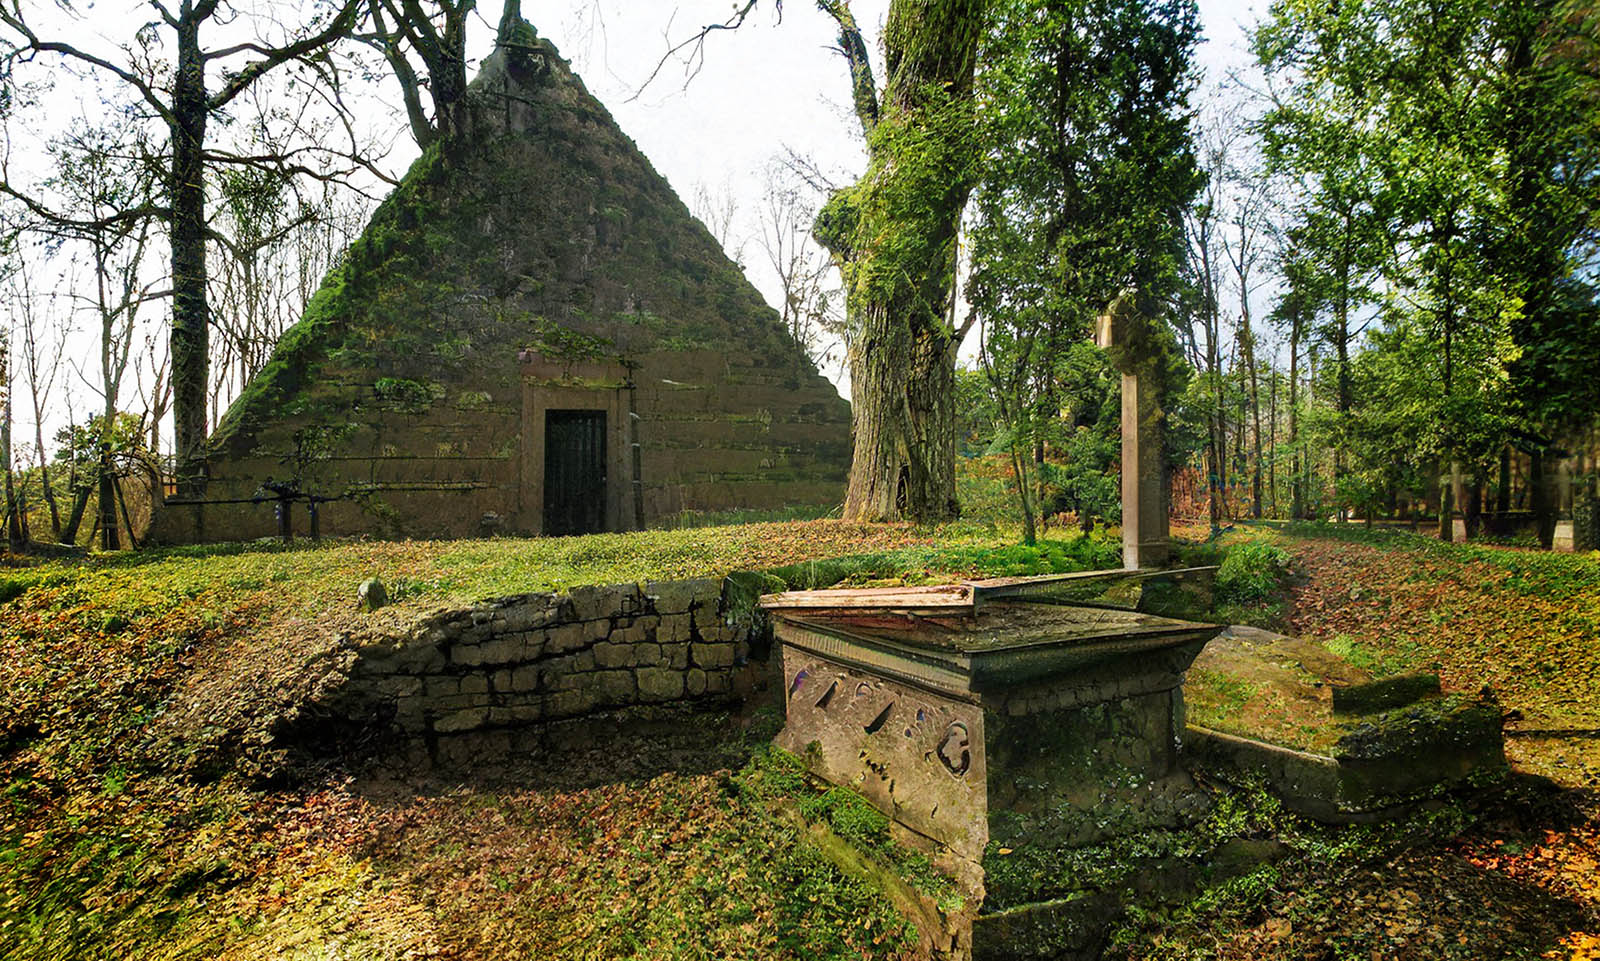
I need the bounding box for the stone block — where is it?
[594,641,631,669]
[451,644,485,667]
[646,578,718,615]
[425,676,460,700]
[701,618,741,643]
[396,644,447,673]
[658,613,692,643]
[460,675,489,696]
[502,603,557,633]
[375,675,422,699]
[662,643,691,670]
[638,666,686,702]
[491,669,513,692]
[598,670,637,704]
[354,654,397,676]
[548,689,597,716]
[634,643,663,667]
[484,702,541,726]
[478,636,524,665]
[435,692,492,712]
[692,642,736,670]
[511,665,541,692]
[393,698,429,732]
[610,620,650,643]
[569,584,625,622]
[686,668,708,696]
[509,702,546,723]
[547,622,587,653]
[434,708,489,733]
[572,650,596,673]
[705,672,731,696]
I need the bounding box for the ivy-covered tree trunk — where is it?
[828,0,986,522]
[172,11,211,496]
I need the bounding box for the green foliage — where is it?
[967,0,1203,536]
[1214,538,1292,605]
[525,316,615,363]
[1256,0,1600,516]
[371,377,438,414]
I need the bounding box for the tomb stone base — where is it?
[769,601,1219,867]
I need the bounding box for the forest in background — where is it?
[0,0,1597,548]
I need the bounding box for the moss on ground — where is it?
[0,519,1118,961]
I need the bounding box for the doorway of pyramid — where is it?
[544,409,607,536]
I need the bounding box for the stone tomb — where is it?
[761,574,1223,865]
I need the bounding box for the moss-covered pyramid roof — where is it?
[211,30,828,460]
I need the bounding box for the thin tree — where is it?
[1,0,364,494]
[756,163,845,378]
[1,307,19,548]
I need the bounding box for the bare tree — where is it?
[692,179,746,265]
[4,242,72,539]
[208,171,367,427]
[1184,114,1232,528]
[46,120,165,549]
[1,0,365,494]
[1221,156,1274,518]
[755,163,843,376]
[1,301,19,549]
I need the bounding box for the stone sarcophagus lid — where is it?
[761,571,1222,865]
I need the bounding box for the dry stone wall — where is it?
[347,577,757,741]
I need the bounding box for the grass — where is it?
[7,512,1595,960]
[0,517,1124,961]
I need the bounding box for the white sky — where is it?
[3,0,1267,450]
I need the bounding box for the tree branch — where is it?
[629,0,769,101]
[207,0,362,110]
[815,0,878,137]
[0,12,174,124]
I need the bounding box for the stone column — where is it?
[1095,290,1170,570]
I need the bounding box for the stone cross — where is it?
[1095,289,1170,570]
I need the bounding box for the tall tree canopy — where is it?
[966,0,1203,540]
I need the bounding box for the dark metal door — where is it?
[544,409,607,536]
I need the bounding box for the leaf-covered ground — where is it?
[1,520,1116,961]
[5,519,1600,960]
[1114,523,1600,960]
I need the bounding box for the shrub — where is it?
[1215,539,1292,605]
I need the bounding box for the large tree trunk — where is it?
[1333,211,1353,522]
[846,304,960,520]
[33,429,60,539]
[836,0,985,523]
[1240,316,1263,519]
[1268,360,1277,517]
[171,8,211,496]
[1465,473,1484,541]
[1497,446,1512,515]
[1437,467,1454,542]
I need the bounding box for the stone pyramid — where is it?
[151,31,850,543]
